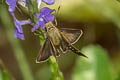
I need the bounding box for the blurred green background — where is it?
[0,0,120,80]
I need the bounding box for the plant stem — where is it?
[49,56,64,80]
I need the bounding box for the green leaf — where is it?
[72,45,114,80]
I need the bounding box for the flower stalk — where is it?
[26,0,38,22]
[49,56,64,80]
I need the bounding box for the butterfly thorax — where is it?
[45,22,62,46]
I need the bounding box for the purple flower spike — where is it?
[42,0,54,5]
[32,7,55,32]
[6,0,16,12]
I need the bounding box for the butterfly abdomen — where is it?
[67,45,88,58]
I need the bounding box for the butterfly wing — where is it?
[59,28,83,52]
[36,38,52,63]
[61,33,87,58]
[59,28,83,44]
[59,28,87,58]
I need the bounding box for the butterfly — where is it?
[36,21,87,63]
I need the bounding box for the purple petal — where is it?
[10,13,22,32]
[39,7,54,17]
[10,12,16,19]
[15,20,32,33]
[14,19,32,33]
[6,0,16,12]
[15,19,23,33]
[19,20,32,25]
[14,28,24,40]
[32,19,45,32]
[14,19,31,40]
[44,14,55,23]
[34,14,40,18]
[11,12,32,33]
[42,0,54,5]
[31,24,39,32]
[39,19,45,29]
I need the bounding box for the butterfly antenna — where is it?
[53,6,61,26]
[56,6,60,17]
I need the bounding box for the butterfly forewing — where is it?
[59,28,83,44]
[36,38,52,63]
[59,28,83,53]
[60,31,87,58]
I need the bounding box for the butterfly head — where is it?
[45,21,55,32]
